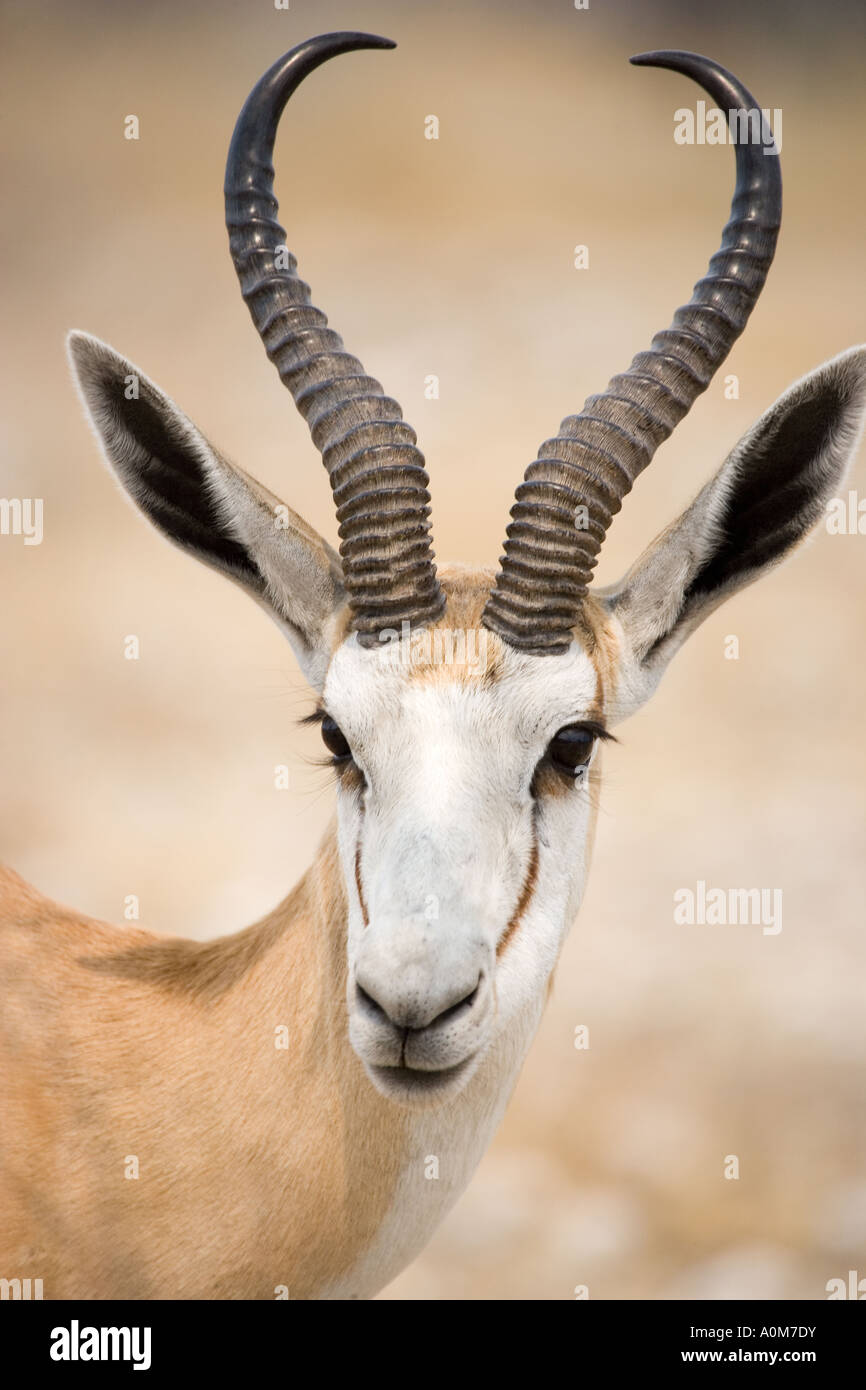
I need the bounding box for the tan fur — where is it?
[0,835,416,1299]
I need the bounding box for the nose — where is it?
[350,919,494,1076]
[355,968,482,1033]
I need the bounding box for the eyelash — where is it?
[299,706,327,729]
[300,708,365,791]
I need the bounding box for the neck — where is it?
[152,821,541,1297]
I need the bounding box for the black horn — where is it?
[482,51,782,654]
[225,32,445,643]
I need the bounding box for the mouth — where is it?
[365,1056,477,1106]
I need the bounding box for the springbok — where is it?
[2,32,864,1301]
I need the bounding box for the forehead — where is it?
[323,566,613,741]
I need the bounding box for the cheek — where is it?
[531,757,598,857]
[533,782,595,903]
[334,790,365,920]
[494,791,595,993]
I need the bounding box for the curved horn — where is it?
[482,51,782,654]
[225,32,445,643]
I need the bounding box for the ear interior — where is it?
[68,331,348,691]
[685,363,866,603]
[69,332,264,592]
[599,346,866,698]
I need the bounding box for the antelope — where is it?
[2,31,864,1302]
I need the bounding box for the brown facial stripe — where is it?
[354,841,370,928]
[496,831,539,959]
[354,821,538,954]
[587,644,605,725]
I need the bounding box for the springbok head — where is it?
[69,33,866,1107]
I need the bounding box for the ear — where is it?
[600,346,866,720]
[68,331,347,692]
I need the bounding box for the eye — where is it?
[547,724,597,778]
[321,715,352,763]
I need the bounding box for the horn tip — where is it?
[337,31,396,51]
[629,49,700,68]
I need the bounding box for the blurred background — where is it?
[1,0,865,1299]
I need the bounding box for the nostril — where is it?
[430,976,482,1029]
[355,983,390,1024]
[353,971,486,1033]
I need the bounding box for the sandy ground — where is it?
[1,0,864,1298]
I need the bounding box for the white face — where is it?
[321,626,607,1108]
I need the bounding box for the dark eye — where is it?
[547,724,597,778]
[321,715,352,762]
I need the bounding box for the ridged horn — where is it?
[482,51,782,654]
[225,32,446,644]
